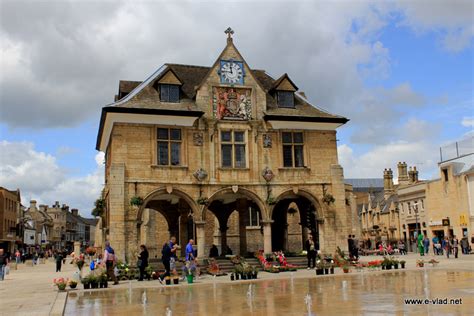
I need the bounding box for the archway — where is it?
[271,190,321,252]
[137,188,199,258]
[203,187,266,256]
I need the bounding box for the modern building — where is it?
[95,29,352,261]
[0,187,21,253]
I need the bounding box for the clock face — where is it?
[220,60,244,84]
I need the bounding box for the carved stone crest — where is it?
[232,185,239,193]
[193,168,208,182]
[193,132,203,146]
[262,167,274,182]
[166,185,173,194]
[263,134,272,148]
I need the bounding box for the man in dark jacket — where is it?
[160,236,177,283]
[305,235,316,269]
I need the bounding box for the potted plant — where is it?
[322,193,335,205]
[342,265,350,273]
[392,259,399,269]
[400,260,406,269]
[186,274,194,284]
[329,261,335,274]
[85,247,96,257]
[53,277,68,291]
[99,272,108,288]
[266,196,277,205]
[253,267,259,279]
[230,273,235,281]
[81,276,91,290]
[416,259,425,267]
[323,262,330,275]
[165,276,171,285]
[196,196,209,206]
[68,280,78,289]
[90,275,99,289]
[173,276,179,285]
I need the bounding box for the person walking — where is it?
[452,236,459,259]
[185,239,195,262]
[0,248,9,281]
[55,251,63,272]
[137,245,149,281]
[15,250,21,264]
[444,237,451,259]
[103,241,118,285]
[432,235,439,255]
[353,235,359,259]
[460,236,469,255]
[417,232,425,256]
[423,237,430,255]
[160,236,178,283]
[347,235,354,258]
[305,235,316,269]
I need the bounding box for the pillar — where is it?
[237,199,248,255]
[261,220,273,254]
[195,221,206,258]
[74,241,81,255]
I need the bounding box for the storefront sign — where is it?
[429,220,443,226]
[442,218,450,226]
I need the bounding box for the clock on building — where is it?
[219,60,244,84]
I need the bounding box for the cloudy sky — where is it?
[1,0,473,216]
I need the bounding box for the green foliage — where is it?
[130,196,143,206]
[92,198,105,217]
[322,193,335,205]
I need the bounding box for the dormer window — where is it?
[160,84,180,103]
[277,91,295,108]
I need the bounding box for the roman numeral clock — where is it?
[219,60,245,85]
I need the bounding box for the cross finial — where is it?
[225,27,234,40]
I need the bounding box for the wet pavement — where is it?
[65,269,474,315]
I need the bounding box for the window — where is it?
[249,206,260,226]
[277,91,295,108]
[157,128,182,165]
[282,132,304,167]
[160,84,180,103]
[221,130,246,168]
[442,168,448,181]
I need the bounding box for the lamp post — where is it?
[413,202,419,234]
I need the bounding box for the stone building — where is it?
[96,29,351,261]
[0,187,21,252]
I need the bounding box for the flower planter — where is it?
[186,275,194,284]
[324,268,329,275]
[242,274,247,280]
[230,274,235,281]
[330,268,334,274]
[173,278,179,285]
[57,284,67,291]
[394,264,399,269]
[69,283,77,289]
[83,284,91,290]
[316,269,324,275]
[165,279,171,285]
[386,265,392,270]
[400,263,405,269]
[235,274,240,280]
[91,282,99,289]
[382,265,386,270]
[343,268,350,274]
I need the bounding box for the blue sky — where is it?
[1,0,472,216]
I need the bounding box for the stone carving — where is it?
[213,87,251,120]
[193,132,204,146]
[232,185,239,193]
[263,134,272,148]
[262,167,274,182]
[193,168,208,182]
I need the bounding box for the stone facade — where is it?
[0,187,21,252]
[96,31,352,261]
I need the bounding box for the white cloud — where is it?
[461,116,474,127]
[339,141,439,180]
[0,141,103,217]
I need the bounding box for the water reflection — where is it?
[66,270,474,316]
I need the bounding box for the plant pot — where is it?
[330,268,334,274]
[57,284,67,291]
[186,275,194,284]
[386,265,392,270]
[394,264,399,269]
[173,278,179,285]
[381,265,386,270]
[343,268,350,273]
[91,282,99,289]
[69,283,77,289]
[84,284,90,290]
[253,272,258,279]
[401,263,405,269]
[242,274,247,280]
[165,279,171,285]
[316,269,324,275]
[230,274,235,281]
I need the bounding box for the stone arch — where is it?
[137,186,200,223]
[201,186,268,221]
[270,188,323,219]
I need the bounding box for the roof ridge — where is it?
[166,63,210,69]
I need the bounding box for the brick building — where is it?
[96,29,352,261]
[0,187,21,253]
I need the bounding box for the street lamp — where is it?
[413,202,420,234]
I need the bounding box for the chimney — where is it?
[397,162,409,185]
[408,166,415,184]
[383,168,394,198]
[71,208,79,216]
[29,200,37,210]
[413,166,419,182]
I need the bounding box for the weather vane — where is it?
[225,27,234,39]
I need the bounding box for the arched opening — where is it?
[138,190,198,258]
[271,192,320,253]
[203,188,265,257]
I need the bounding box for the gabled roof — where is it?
[270,73,298,92]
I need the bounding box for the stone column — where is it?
[195,221,206,258]
[74,241,81,255]
[219,226,228,254]
[237,199,248,255]
[108,163,126,261]
[261,220,273,254]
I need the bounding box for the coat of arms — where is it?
[213,87,251,120]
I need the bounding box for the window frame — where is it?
[248,206,260,227]
[159,84,180,103]
[276,91,295,108]
[220,130,247,169]
[281,131,305,168]
[156,127,183,166]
